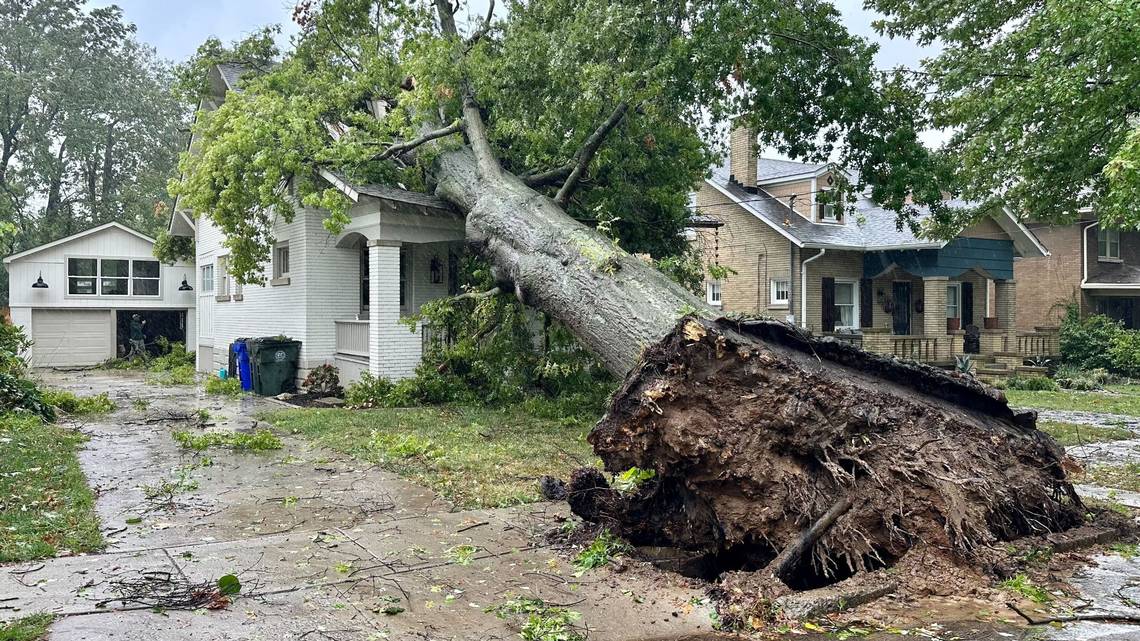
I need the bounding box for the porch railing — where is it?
[822,332,863,349]
[891,336,939,362]
[1016,331,1059,358]
[335,319,369,358]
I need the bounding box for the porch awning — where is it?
[863,237,1015,280]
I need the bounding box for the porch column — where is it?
[367,240,402,377]
[995,279,1017,331]
[922,276,949,360]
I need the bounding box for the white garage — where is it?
[4,222,196,368]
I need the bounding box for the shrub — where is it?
[0,317,31,376]
[1004,376,1059,392]
[1059,306,1124,371]
[303,364,342,396]
[1109,330,1140,378]
[0,372,54,422]
[1055,365,1110,390]
[344,372,394,408]
[204,374,242,396]
[42,390,115,415]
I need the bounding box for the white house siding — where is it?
[5,224,196,367]
[196,211,313,377]
[303,212,361,373]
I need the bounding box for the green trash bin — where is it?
[247,337,301,395]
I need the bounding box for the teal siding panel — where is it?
[864,238,1014,280]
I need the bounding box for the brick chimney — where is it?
[729,121,758,193]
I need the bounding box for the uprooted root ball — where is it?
[569,317,1083,594]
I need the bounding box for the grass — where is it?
[146,364,197,386]
[1036,420,1135,446]
[0,413,102,563]
[0,614,54,641]
[172,429,282,452]
[1000,574,1052,603]
[1006,384,1140,417]
[260,406,599,508]
[1081,462,1140,492]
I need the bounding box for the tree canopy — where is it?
[0,0,184,301]
[172,0,945,283]
[870,0,1140,229]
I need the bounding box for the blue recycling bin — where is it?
[231,340,253,392]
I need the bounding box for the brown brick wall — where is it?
[693,182,794,316]
[801,249,865,331]
[761,180,814,220]
[1014,223,1083,330]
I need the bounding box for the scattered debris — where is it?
[100,571,245,610]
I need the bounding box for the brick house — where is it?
[1015,216,1140,330]
[691,125,1052,373]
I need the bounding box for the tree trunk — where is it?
[433,147,704,376]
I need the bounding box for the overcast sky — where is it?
[93,0,933,70]
[90,0,943,150]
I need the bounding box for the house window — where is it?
[1099,228,1121,260]
[100,259,130,295]
[834,280,859,329]
[706,281,722,306]
[359,245,370,313]
[822,203,837,222]
[273,243,290,279]
[770,279,790,306]
[132,260,160,296]
[201,265,214,293]
[399,246,409,309]
[67,258,98,294]
[216,256,230,296]
[946,283,961,319]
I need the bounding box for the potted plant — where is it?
[947,317,961,332]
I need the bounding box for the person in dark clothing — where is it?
[128,314,147,359]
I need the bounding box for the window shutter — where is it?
[961,281,974,327]
[859,278,873,328]
[821,277,836,332]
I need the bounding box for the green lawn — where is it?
[0,614,53,641]
[261,406,599,509]
[1082,463,1140,493]
[1037,420,1135,447]
[0,413,102,562]
[1006,384,1140,417]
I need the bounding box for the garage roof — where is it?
[3,222,155,264]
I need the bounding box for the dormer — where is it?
[728,124,845,225]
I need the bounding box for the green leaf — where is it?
[217,574,242,596]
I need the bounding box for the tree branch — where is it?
[434,0,500,177]
[523,164,573,188]
[371,121,464,161]
[554,101,629,207]
[465,0,495,47]
[454,286,501,301]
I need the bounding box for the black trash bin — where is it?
[247,337,302,396]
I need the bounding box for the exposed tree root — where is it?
[569,316,1084,603]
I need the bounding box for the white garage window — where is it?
[67,257,162,297]
[201,264,214,293]
[132,260,160,296]
[68,258,98,294]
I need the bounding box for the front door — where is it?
[892,281,911,335]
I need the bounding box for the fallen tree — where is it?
[175,0,1085,609]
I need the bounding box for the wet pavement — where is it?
[1,370,714,640]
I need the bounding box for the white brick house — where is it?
[168,64,464,385]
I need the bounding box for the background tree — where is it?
[869,0,1140,229]
[0,0,184,303]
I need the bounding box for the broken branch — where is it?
[1008,602,1140,626]
[523,164,573,188]
[555,101,629,207]
[371,121,464,161]
[768,495,854,584]
[465,0,495,47]
[454,286,501,301]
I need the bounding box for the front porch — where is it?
[823,238,1060,378]
[318,172,465,384]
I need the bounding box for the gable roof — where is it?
[3,222,155,264]
[704,160,1048,257]
[756,157,829,183]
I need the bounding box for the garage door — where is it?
[31,309,113,367]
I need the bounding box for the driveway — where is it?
[0,370,716,640]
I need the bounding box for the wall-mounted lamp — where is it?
[31,272,48,289]
[178,274,194,291]
[429,256,442,284]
